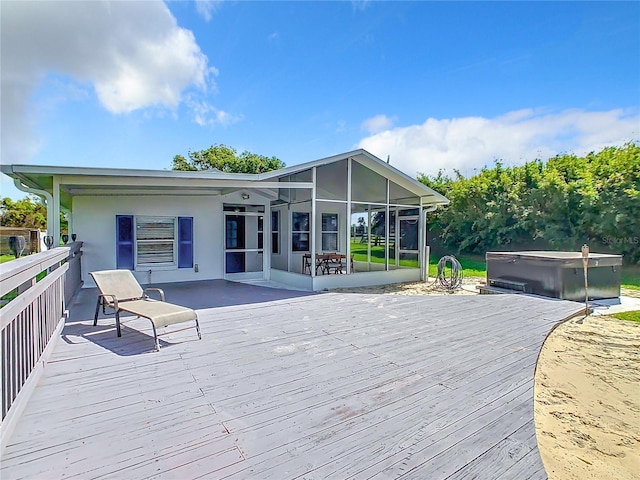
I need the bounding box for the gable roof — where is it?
[1,149,448,209]
[260,149,449,205]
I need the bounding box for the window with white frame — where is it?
[321,213,338,251]
[271,210,280,254]
[291,212,309,252]
[257,216,264,250]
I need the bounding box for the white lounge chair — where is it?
[90,269,201,351]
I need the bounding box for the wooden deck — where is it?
[1,280,583,479]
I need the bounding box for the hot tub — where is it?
[485,251,623,301]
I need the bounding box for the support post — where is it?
[264,206,271,280]
[311,167,317,278]
[52,176,61,245]
[346,158,352,274]
[385,179,389,271]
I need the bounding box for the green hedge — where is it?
[420,143,640,264]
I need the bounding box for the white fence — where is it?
[0,243,83,450]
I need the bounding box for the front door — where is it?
[224,206,265,275]
[225,213,246,273]
[398,213,420,268]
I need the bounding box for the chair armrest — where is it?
[144,288,165,302]
[98,294,118,311]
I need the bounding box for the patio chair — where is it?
[90,269,201,351]
[323,253,345,274]
[302,254,313,274]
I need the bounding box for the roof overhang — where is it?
[1,149,449,209]
[259,149,450,206]
[1,164,311,209]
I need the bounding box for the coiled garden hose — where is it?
[435,255,464,291]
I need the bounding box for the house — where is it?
[1,149,449,291]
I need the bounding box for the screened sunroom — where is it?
[262,150,449,291]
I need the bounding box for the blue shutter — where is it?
[178,217,194,268]
[116,215,134,270]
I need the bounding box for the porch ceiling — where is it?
[61,183,224,196]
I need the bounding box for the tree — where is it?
[172,144,286,174]
[1,196,69,232]
[418,143,640,264]
[1,196,47,229]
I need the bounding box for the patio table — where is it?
[302,253,352,275]
[302,253,329,275]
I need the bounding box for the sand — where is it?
[534,315,640,480]
[331,275,484,295]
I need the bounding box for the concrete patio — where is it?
[1,280,583,479]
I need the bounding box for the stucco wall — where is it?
[74,191,270,287]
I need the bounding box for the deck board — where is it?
[1,280,582,479]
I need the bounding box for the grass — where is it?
[351,243,640,290]
[442,253,486,277]
[350,241,486,279]
[427,253,484,279]
[428,251,640,289]
[1,255,18,304]
[621,265,640,291]
[350,242,387,264]
[609,310,640,323]
[0,255,48,306]
[1,254,16,264]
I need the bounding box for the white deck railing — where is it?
[0,243,83,450]
[63,242,83,305]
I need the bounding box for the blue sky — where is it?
[1,1,639,200]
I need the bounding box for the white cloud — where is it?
[359,108,640,177]
[187,98,243,127]
[1,0,215,162]
[195,0,221,22]
[351,0,370,12]
[361,114,397,135]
